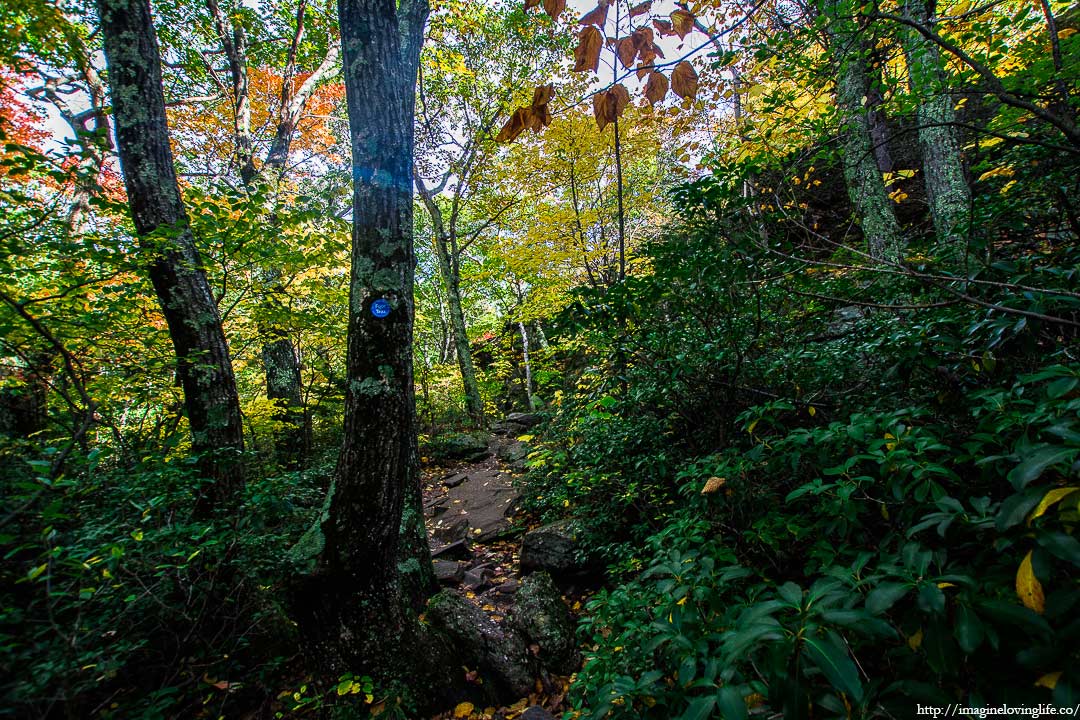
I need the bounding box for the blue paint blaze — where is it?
[371,298,392,318]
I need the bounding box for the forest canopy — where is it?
[1,0,1078,716]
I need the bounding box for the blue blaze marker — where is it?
[371,298,392,318]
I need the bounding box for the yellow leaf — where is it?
[937,582,955,589]
[676,596,688,605]
[1035,671,1061,689]
[701,476,726,494]
[747,418,759,434]
[907,628,923,650]
[808,406,816,417]
[1029,487,1077,524]
[1057,27,1076,39]
[1016,550,1045,614]
[454,701,475,718]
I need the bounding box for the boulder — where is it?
[433,560,465,585]
[432,516,470,544]
[509,572,581,675]
[428,432,491,461]
[463,567,494,591]
[443,472,468,488]
[520,708,556,720]
[496,441,530,471]
[520,520,591,577]
[431,540,472,561]
[491,413,541,436]
[426,590,536,700]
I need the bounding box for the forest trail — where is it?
[423,434,532,619]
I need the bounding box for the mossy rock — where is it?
[508,572,580,675]
[424,432,491,462]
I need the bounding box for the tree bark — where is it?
[902,0,971,260]
[97,0,245,507]
[293,0,441,682]
[826,1,903,263]
[416,182,485,427]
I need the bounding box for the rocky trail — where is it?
[419,416,590,720]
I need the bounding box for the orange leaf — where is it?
[644,71,669,105]
[542,0,566,22]
[579,1,610,28]
[670,9,695,39]
[671,61,699,99]
[573,26,604,72]
[616,37,637,69]
[629,0,652,17]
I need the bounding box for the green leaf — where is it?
[1007,446,1076,490]
[996,486,1047,531]
[866,582,909,614]
[954,604,983,653]
[682,695,716,720]
[1037,531,1080,567]
[918,583,946,615]
[1045,377,1078,399]
[803,632,864,702]
[716,686,748,720]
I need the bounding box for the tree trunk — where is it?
[416,186,485,427]
[518,321,536,411]
[97,0,245,507]
[902,0,971,260]
[827,2,903,264]
[293,0,443,685]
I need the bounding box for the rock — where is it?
[506,412,541,428]
[520,520,591,578]
[463,567,493,591]
[426,590,536,700]
[496,441,530,471]
[520,708,556,720]
[443,472,468,488]
[424,496,449,518]
[431,540,472,561]
[428,432,491,461]
[433,560,465,585]
[496,579,520,595]
[432,516,470,543]
[509,572,581,675]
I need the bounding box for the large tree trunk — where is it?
[416,186,485,427]
[97,0,245,507]
[826,1,903,264]
[293,0,440,682]
[902,0,971,261]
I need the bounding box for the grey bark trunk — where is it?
[97,0,245,509]
[827,2,903,264]
[416,187,485,427]
[293,0,440,681]
[518,321,535,411]
[902,0,971,262]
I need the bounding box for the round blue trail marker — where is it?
[371,298,392,318]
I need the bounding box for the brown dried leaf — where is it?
[643,71,669,105]
[573,26,604,72]
[652,18,675,36]
[579,2,609,28]
[671,60,699,99]
[543,0,566,21]
[495,107,530,143]
[636,62,652,79]
[616,37,637,69]
[611,83,630,115]
[524,0,541,9]
[593,92,614,132]
[532,83,555,108]
[631,26,654,49]
[629,0,652,17]
[670,9,695,39]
